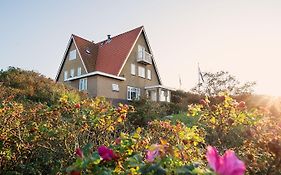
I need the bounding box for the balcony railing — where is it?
[137,51,152,65]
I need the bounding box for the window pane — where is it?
[127,87,131,100]
[69,50,76,60]
[79,79,82,91]
[138,66,145,78]
[131,64,136,75]
[147,69,151,80]
[70,69,75,77]
[77,67,82,76]
[84,78,88,90]
[64,71,68,80]
[138,45,145,58]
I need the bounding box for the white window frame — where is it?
[79,78,87,91]
[138,66,145,78]
[112,84,119,92]
[69,50,77,60]
[147,69,151,80]
[64,71,68,81]
[138,45,145,59]
[127,86,141,100]
[70,69,75,78]
[131,64,136,75]
[77,67,82,76]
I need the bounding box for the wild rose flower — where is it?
[206,146,246,175]
[146,144,162,162]
[74,103,81,109]
[200,99,207,106]
[115,137,121,145]
[98,145,117,161]
[146,150,159,162]
[75,148,83,158]
[237,101,246,109]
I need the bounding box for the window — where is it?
[69,50,76,60]
[138,66,145,78]
[79,78,87,91]
[127,86,140,100]
[131,64,136,75]
[64,71,68,81]
[112,84,119,92]
[70,69,75,77]
[147,69,151,80]
[138,45,145,58]
[77,67,82,76]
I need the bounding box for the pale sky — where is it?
[1,0,281,96]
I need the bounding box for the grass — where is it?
[166,112,200,127]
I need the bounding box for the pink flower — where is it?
[146,144,162,162]
[206,146,246,175]
[146,150,159,162]
[115,137,121,145]
[98,145,117,161]
[237,101,246,109]
[75,148,83,158]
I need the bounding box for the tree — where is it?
[191,71,256,96]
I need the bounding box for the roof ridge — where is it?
[72,34,93,44]
[97,26,143,44]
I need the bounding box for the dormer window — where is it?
[69,50,76,60]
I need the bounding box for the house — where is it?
[55,26,172,103]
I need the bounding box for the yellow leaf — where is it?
[210,117,216,124]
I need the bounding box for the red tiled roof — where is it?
[72,35,98,72]
[95,26,143,75]
[72,26,143,76]
[72,26,143,75]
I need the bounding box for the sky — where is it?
[1,0,281,96]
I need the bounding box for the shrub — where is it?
[67,127,246,175]
[186,93,261,151]
[67,127,210,175]
[0,67,84,105]
[241,115,281,174]
[128,99,168,127]
[0,92,131,174]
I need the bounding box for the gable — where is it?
[119,31,162,85]
[56,39,87,82]
[118,30,162,85]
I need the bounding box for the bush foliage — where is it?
[1,68,280,174]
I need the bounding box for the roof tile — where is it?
[73,26,143,76]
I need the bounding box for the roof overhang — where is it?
[117,26,163,85]
[55,35,89,81]
[65,71,126,81]
[145,85,175,91]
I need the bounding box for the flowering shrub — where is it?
[1,68,278,174]
[187,93,262,151]
[0,93,131,174]
[145,120,206,163]
[67,128,247,175]
[241,115,281,174]
[67,128,213,175]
